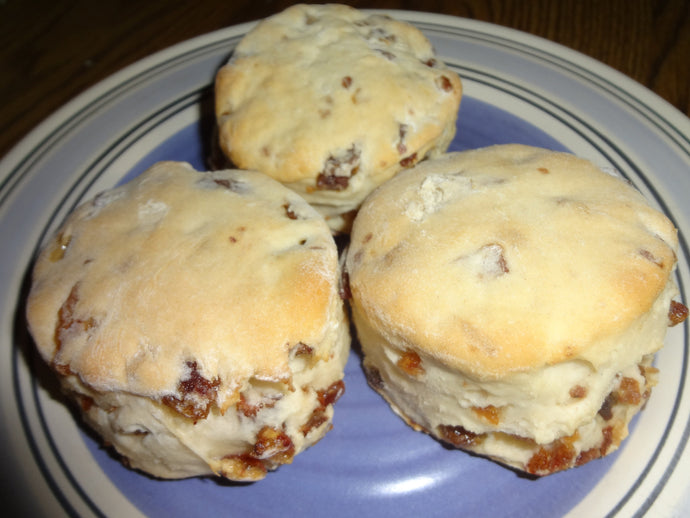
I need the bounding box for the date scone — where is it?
[215,3,462,232]
[26,161,350,481]
[345,145,688,476]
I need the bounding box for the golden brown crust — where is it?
[214,4,462,231]
[347,145,678,377]
[27,161,342,409]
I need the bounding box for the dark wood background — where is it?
[2,0,688,159]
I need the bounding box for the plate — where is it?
[2,10,689,517]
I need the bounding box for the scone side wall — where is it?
[25,161,351,481]
[214,3,462,232]
[351,276,673,436]
[54,312,350,481]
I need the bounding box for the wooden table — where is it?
[1,0,688,160]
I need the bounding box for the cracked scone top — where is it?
[26,161,350,481]
[215,3,462,232]
[346,144,687,475]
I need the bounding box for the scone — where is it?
[26,161,350,481]
[345,145,688,476]
[215,3,462,232]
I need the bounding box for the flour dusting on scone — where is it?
[26,161,350,481]
[215,3,462,232]
[345,145,688,476]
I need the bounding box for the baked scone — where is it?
[345,145,688,476]
[215,3,462,232]
[26,161,350,481]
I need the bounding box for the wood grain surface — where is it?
[1,0,688,159]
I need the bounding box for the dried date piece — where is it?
[221,454,267,480]
[472,405,500,425]
[617,377,642,405]
[397,349,425,377]
[569,385,588,398]
[55,283,96,352]
[221,427,294,479]
[55,284,80,350]
[435,75,453,92]
[252,426,295,463]
[300,380,345,436]
[576,426,613,467]
[669,300,689,326]
[437,424,484,448]
[598,392,617,421]
[290,342,314,358]
[399,152,418,168]
[283,203,299,220]
[237,393,262,418]
[640,364,659,399]
[596,372,647,423]
[162,361,220,422]
[317,379,345,407]
[316,145,361,191]
[237,392,282,418]
[299,410,330,437]
[526,436,576,475]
